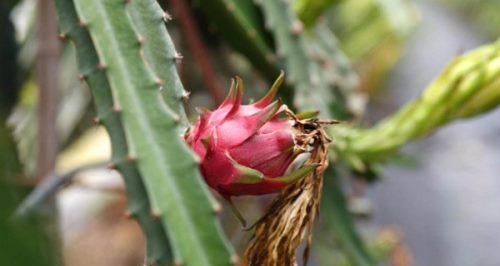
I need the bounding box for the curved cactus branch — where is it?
[333,41,500,172]
[54,0,171,264]
[56,0,235,265]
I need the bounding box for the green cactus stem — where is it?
[333,41,500,172]
[56,0,236,265]
[54,0,171,264]
[255,0,351,119]
[128,0,189,129]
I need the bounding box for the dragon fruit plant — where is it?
[46,0,500,264]
[185,72,317,198]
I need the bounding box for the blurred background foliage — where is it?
[439,0,500,38]
[0,0,499,265]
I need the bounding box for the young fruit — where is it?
[185,73,314,198]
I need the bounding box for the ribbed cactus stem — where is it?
[56,0,235,265]
[333,41,500,171]
[255,0,351,119]
[128,0,189,129]
[54,0,171,264]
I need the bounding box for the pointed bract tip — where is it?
[200,136,211,150]
[255,70,285,108]
[234,76,244,105]
[252,99,281,127]
[232,99,282,137]
[223,76,244,118]
[221,78,236,107]
[263,164,317,183]
[296,110,320,120]
[232,163,264,184]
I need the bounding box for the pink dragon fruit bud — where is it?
[185,73,313,198]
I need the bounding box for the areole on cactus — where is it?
[185,72,316,198]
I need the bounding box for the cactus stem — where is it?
[55,0,174,263]
[75,0,236,262]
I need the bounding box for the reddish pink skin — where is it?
[185,89,296,197]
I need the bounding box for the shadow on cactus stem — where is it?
[331,41,500,174]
